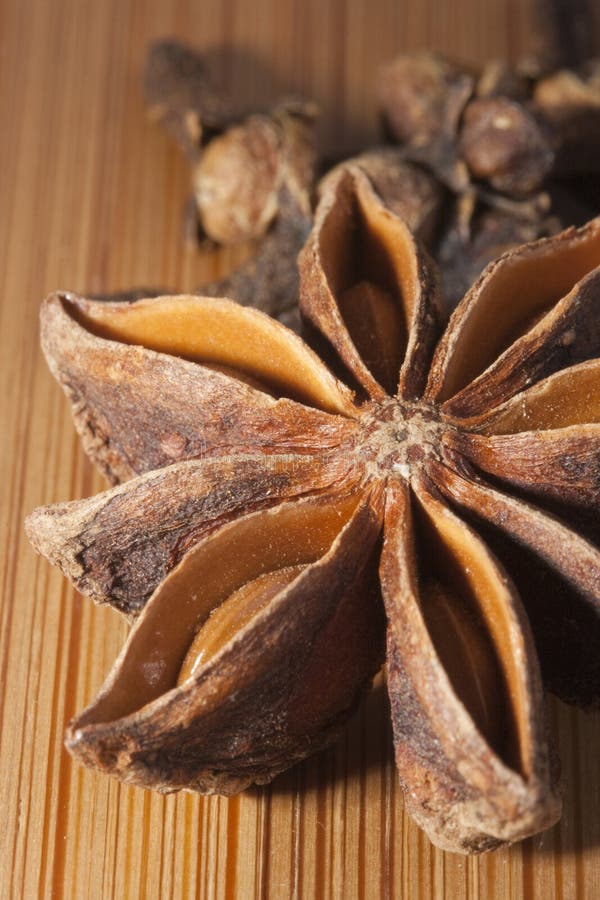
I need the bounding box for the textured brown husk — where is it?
[28,172,600,853]
[65,493,386,792]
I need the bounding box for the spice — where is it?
[144,41,317,323]
[533,61,600,175]
[458,97,554,196]
[378,53,474,192]
[198,103,317,330]
[26,167,600,852]
[321,147,445,247]
[144,39,237,157]
[378,51,600,309]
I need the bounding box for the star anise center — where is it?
[357,398,451,482]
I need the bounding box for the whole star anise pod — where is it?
[26,167,600,853]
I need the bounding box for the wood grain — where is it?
[1,0,599,897]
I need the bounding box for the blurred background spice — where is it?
[141,2,600,322]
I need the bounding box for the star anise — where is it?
[26,167,600,853]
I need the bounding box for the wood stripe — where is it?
[2,0,600,897]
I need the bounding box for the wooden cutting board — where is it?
[1,0,599,896]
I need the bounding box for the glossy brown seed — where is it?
[177,564,305,684]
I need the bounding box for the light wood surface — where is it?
[1,1,600,897]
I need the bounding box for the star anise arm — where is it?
[447,356,600,507]
[65,489,385,793]
[451,425,600,509]
[26,452,357,619]
[380,479,560,854]
[429,461,600,705]
[41,292,358,482]
[298,167,442,401]
[458,357,600,432]
[425,219,600,417]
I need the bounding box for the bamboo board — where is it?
[1,0,599,897]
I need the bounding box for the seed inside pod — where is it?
[420,579,509,765]
[177,564,305,684]
[409,480,531,777]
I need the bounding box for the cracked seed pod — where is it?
[26,167,600,853]
[321,146,559,314]
[378,53,474,192]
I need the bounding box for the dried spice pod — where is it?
[144,40,238,157]
[378,51,600,310]
[378,52,551,197]
[378,53,474,191]
[459,98,554,196]
[533,63,600,174]
[193,113,282,244]
[190,100,316,247]
[63,492,386,793]
[144,40,317,323]
[28,168,600,853]
[379,51,600,200]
